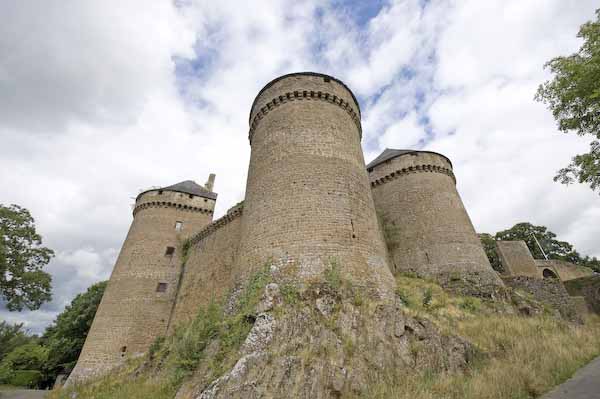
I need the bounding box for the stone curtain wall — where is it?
[564,276,600,314]
[503,276,583,322]
[169,207,244,329]
[68,190,215,383]
[535,260,594,281]
[237,73,394,299]
[369,151,503,297]
[496,241,539,277]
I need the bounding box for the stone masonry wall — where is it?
[503,276,582,322]
[68,190,215,383]
[238,73,395,299]
[564,276,600,314]
[535,259,594,281]
[369,151,503,297]
[496,241,539,278]
[169,207,243,329]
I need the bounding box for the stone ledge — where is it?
[370,164,456,187]
[132,201,213,217]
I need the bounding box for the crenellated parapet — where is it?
[189,204,243,246]
[249,89,362,143]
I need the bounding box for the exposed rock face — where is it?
[178,283,476,399]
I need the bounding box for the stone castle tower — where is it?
[237,73,394,296]
[69,72,502,383]
[68,179,217,382]
[368,150,503,295]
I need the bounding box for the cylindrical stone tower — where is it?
[68,179,216,383]
[236,72,394,297]
[368,150,503,297]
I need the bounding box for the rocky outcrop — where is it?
[177,282,477,399]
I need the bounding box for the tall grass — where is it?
[361,274,600,399]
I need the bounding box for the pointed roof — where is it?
[137,180,217,201]
[366,148,452,170]
[162,180,217,199]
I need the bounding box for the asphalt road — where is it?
[0,391,47,399]
[541,356,600,399]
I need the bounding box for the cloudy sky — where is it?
[1,0,598,333]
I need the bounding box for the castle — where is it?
[67,72,508,383]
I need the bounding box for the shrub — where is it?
[9,370,42,388]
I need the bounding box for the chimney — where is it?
[205,173,216,192]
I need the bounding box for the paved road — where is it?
[542,356,600,399]
[0,391,47,399]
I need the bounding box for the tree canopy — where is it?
[42,280,107,380]
[480,222,600,273]
[0,204,53,311]
[536,9,600,193]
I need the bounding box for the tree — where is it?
[42,280,107,381]
[536,9,600,193]
[0,322,32,362]
[478,233,503,272]
[0,204,53,311]
[480,222,600,273]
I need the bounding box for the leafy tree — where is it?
[478,233,503,272]
[0,204,53,311]
[495,223,579,262]
[42,280,107,381]
[0,342,48,385]
[0,321,32,362]
[536,9,600,193]
[480,222,600,273]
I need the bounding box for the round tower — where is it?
[237,72,394,297]
[68,179,216,383]
[368,150,503,296]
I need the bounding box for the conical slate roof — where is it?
[137,180,217,200]
[366,148,452,170]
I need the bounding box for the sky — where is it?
[1,0,598,334]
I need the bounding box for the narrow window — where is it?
[189,194,194,199]
[175,221,183,231]
[165,246,175,256]
[156,282,168,292]
[120,346,127,357]
[158,190,163,195]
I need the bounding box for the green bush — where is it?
[9,370,42,388]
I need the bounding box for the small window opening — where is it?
[204,199,207,202]
[175,221,183,231]
[189,194,193,199]
[120,346,127,357]
[158,190,163,195]
[156,282,168,292]
[324,77,331,82]
[165,246,175,256]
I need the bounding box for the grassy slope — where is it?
[51,274,600,399]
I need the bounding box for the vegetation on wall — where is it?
[0,204,54,311]
[536,9,600,194]
[480,222,600,273]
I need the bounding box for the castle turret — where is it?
[368,150,503,296]
[236,72,394,296]
[68,178,217,383]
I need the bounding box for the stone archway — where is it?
[542,268,558,279]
